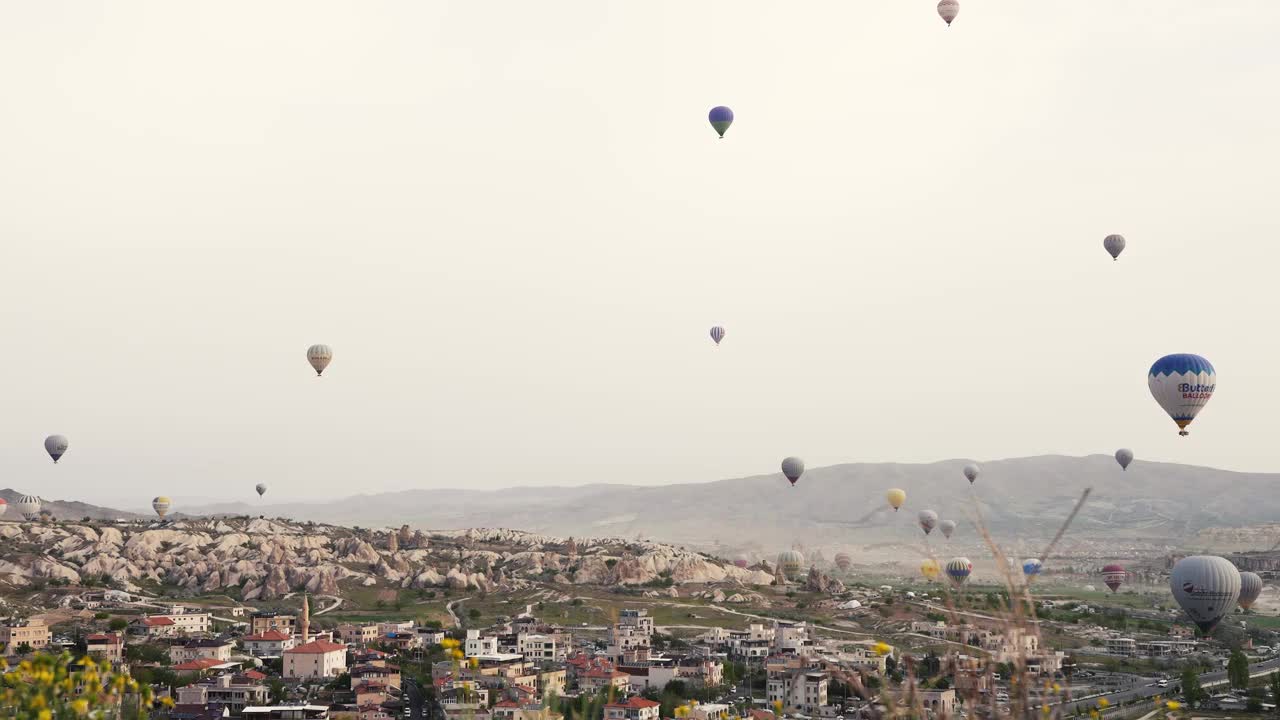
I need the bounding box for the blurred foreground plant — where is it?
[0,652,157,719]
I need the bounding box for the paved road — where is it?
[1054,656,1280,714]
[446,596,472,628]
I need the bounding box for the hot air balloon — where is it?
[937,0,959,26]
[834,553,852,571]
[1023,559,1043,577]
[152,496,172,518]
[1239,572,1263,611]
[733,554,749,569]
[1115,448,1134,471]
[886,489,906,512]
[777,550,804,580]
[1103,234,1125,261]
[921,559,941,581]
[307,344,333,377]
[945,557,972,588]
[781,457,804,487]
[709,326,726,346]
[255,483,267,497]
[963,464,979,484]
[15,495,41,520]
[0,498,6,518]
[1101,564,1126,592]
[918,510,938,535]
[708,106,734,138]
[44,435,69,463]
[1171,555,1240,634]
[1149,354,1215,436]
[940,520,956,540]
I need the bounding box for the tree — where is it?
[16,643,33,655]
[1228,650,1250,690]
[109,618,128,631]
[1269,671,1280,710]
[1181,667,1205,707]
[468,608,481,621]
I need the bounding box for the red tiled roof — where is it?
[286,639,347,654]
[494,700,522,708]
[172,658,224,672]
[86,634,121,642]
[607,697,660,710]
[240,670,267,681]
[142,616,175,626]
[243,630,292,641]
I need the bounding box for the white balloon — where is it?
[1148,355,1215,436]
[1170,555,1240,634]
[937,0,959,26]
[307,344,333,376]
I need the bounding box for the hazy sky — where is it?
[3,2,1279,507]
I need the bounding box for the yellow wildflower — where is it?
[874,642,892,656]
[1165,701,1180,711]
[1052,683,1061,693]
[1041,704,1051,715]
[37,711,51,720]
[1098,698,1110,708]
[70,699,89,716]
[161,696,176,708]
[1089,710,1099,720]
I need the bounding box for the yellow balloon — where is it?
[921,559,940,580]
[886,488,906,511]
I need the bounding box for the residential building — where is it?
[132,616,177,638]
[337,623,380,646]
[606,625,650,663]
[242,630,298,657]
[517,633,565,662]
[250,612,298,637]
[921,689,956,716]
[354,681,390,707]
[352,663,402,690]
[580,667,631,693]
[466,629,499,657]
[0,618,52,655]
[378,621,414,635]
[163,612,213,635]
[284,640,349,679]
[86,633,125,664]
[766,657,828,716]
[772,621,816,656]
[417,628,447,646]
[382,632,423,652]
[176,674,270,715]
[171,639,235,664]
[174,658,231,674]
[604,697,661,720]
[619,609,654,637]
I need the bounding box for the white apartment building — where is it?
[465,629,499,658]
[619,609,654,637]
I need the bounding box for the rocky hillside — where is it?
[0,519,779,601]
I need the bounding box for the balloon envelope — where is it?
[710,326,725,345]
[781,457,804,486]
[963,464,979,484]
[1103,234,1126,260]
[733,554,749,569]
[307,344,333,376]
[946,557,972,587]
[708,106,734,137]
[921,559,941,581]
[918,510,938,535]
[1239,572,1263,610]
[152,496,172,518]
[1115,448,1134,470]
[939,520,956,539]
[0,498,5,517]
[834,553,851,571]
[1171,555,1240,633]
[255,483,268,497]
[45,435,69,463]
[16,495,41,520]
[1102,564,1126,592]
[777,550,804,579]
[937,0,959,25]
[1148,354,1215,436]
[886,488,906,512]
[1023,559,1043,576]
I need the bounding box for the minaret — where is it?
[300,593,310,644]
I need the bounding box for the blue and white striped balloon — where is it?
[709,326,726,345]
[1022,558,1043,577]
[1148,354,1215,436]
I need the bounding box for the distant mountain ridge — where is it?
[170,455,1276,547]
[9,455,1265,549]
